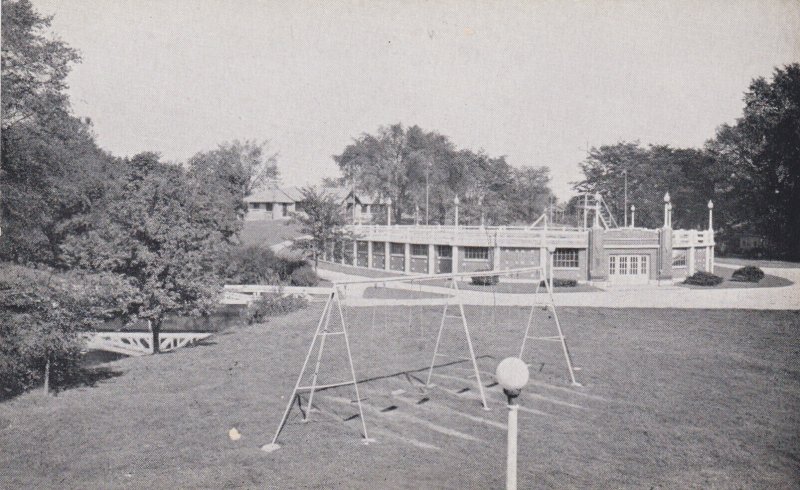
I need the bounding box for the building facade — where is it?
[322,195,715,285]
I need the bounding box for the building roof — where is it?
[323,187,386,205]
[244,185,299,204]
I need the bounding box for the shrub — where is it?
[471,270,499,286]
[0,264,133,399]
[539,278,578,288]
[731,265,765,283]
[683,271,724,286]
[223,245,310,285]
[290,265,319,287]
[243,293,307,324]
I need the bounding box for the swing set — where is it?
[262,266,579,452]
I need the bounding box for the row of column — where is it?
[328,241,511,275]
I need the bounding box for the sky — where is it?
[30,0,800,199]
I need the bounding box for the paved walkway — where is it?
[317,261,800,310]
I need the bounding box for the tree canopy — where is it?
[60,153,234,352]
[333,123,554,226]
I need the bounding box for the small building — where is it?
[244,185,304,221]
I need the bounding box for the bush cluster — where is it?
[731,265,765,283]
[471,270,500,286]
[290,265,319,287]
[223,245,318,285]
[539,278,578,288]
[242,293,308,324]
[683,271,724,286]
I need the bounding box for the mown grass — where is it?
[1,305,798,488]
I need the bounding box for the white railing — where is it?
[347,224,588,248]
[672,229,714,247]
[82,332,212,356]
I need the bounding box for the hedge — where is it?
[683,271,724,286]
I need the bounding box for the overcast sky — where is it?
[31,0,800,199]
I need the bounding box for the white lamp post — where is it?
[663,192,671,228]
[707,200,713,231]
[630,205,635,228]
[496,357,530,490]
[454,195,460,228]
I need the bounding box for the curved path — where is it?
[317,262,800,310]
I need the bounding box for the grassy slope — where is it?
[239,220,303,247]
[1,306,799,489]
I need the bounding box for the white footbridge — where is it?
[82,332,213,356]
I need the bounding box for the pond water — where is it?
[82,304,248,365]
[95,304,247,333]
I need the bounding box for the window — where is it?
[609,256,616,275]
[361,204,369,213]
[411,244,428,257]
[464,247,489,260]
[672,250,687,268]
[436,245,452,258]
[554,249,579,269]
[357,241,369,253]
[250,203,260,209]
[372,242,385,254]
[265,203,273,211]
[390,243,405,255]
[619,256,628,275]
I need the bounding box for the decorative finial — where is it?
[664,192,671,203]
[453,195,460,205]
[708,200,713,209]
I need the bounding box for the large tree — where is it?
[1,0,113,265]
[187,140,278,211]
[334,124,458,224]
[706,64,800,259]
[61,153,233,353]
[574,142,715,229]
[1,0,79,131]
[334,123,553,226]
[290,187,355,269]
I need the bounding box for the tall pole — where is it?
[454,196,460,228]
[623,170,628,228]
[425,160,430,225]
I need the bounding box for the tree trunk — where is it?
[151,317,162,354]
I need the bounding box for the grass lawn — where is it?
[239,220,303,247]
[679,265,793,289]
[1,305,799,488]
[319,261,408,278]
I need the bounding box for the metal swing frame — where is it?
[264,266,578,451]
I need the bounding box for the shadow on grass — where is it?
[0,365,125,403]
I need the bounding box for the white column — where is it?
[404,243,411,274]
[367,241,373,268]
[384,242,391,271]
[689,230,696,274]
[428,244,435,274]
[452,245,459,273]
[493,245,501,270]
